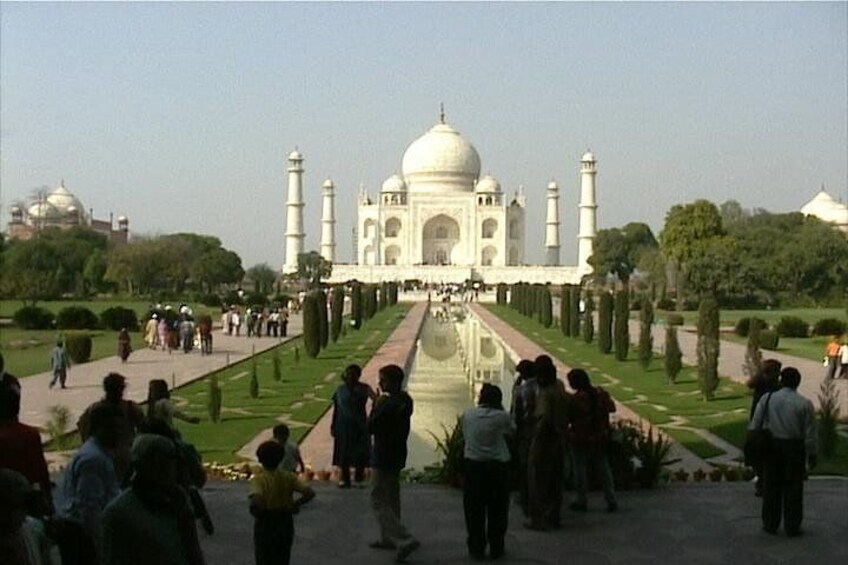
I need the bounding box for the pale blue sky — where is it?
[2,1,846,267]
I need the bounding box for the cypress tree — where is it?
[638,297,655,369]
[367,285,378,319]
[272,347,282,382]
[207,373,222,423]
[249,355,259,398]
[560,284,571,336]
[569,286,581,337]
[351,283,363,329]
[696,296,720,400]
[316,289,329,349]
[379,282,388,310]
[665,325,683,383]
[582,290,595,343]
[302,293,321,358]
[743,317,764,379]
[496,284,507,305]
[598,291,613,354]
[614,290,630,361]
[541,287,553,328]
[330,286,344,343]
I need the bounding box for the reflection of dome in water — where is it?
[420,322,457,361]
[480,337,497,358]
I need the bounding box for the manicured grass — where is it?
[0,327,145,377]
[719,331,831,363]
[171,304,411,464]
[653,307,846,329]
[487,305,848,475]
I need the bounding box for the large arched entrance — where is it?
[422,214,460,265]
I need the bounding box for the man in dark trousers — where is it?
[749,367,817,537]
[367,364,420,563]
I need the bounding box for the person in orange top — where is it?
[824,337,841,380]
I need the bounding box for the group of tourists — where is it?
[746,360,818,537]
[221,306,289,339]
[143,306,215,356]
[1,358,211,565]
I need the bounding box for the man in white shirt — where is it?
[749,367,817,537]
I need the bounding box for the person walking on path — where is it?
[144,315,159,349]
[749,367,817,537]
[77,373,146,483]
[525,355,569,531]
[117,328,132,363]
[824,336,841,380]
[331,364,375,488]
[49,340,71,389]
[566,369,618,513]
[249,440,315,565]
[461,383,513,561]
[745,359,782,496]
[367,364,420,563]
[839,338,848,379]
[510,360,537,516]
[101,434,207,565]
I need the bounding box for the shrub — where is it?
[569,286,581,337]
[207,374,222,423]
[656,297,676,310]
[244,292,268,308]
[350,283,363,329]
[13,306,55,330]
[430,417,465,488]
[249,355,259,399]
[666,313,684,327]
[560,284,572,336]
[665,326,683,383]
[272,348,282,382]
[330,286,344,343]
[496,284,507,305]
[696,296,720,400]
[582,290,595,344]
[316,290,329,349]
[45,405,73,451]
[775,316,809,338]
[743,319,763,378]
[197,293,223,308]
[100,306,140,332]
[540,287,553,328]
[638,298,654,369]
[56,306,100,330]
[817,377,839,457]
[302,294,321,358]
[64,333,93,363]
[614,290,630,361]
[598,291,613,354]
[758,329,780,351]
[378,282,388,311]
[734,317,752,337]
[812,318,847,337]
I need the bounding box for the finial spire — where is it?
[439,103,445,124]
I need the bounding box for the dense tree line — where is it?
[0,227,246,301]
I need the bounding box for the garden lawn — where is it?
[486,305,848,475]
[0,327,144,377]
[171,304,410,464]
[653,307,846,329]
[718,332,831,363]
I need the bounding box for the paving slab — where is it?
[197,478,848,564]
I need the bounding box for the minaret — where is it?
[577,150,598,276]
[320,178,336,263]
[283,150,305,275]
[545,180,561,266]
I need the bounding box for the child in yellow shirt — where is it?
[249,441,315,565]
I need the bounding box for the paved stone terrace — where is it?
[198,479,848,564]
[298,302,429,470]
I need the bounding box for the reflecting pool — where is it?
[405,305,516,469]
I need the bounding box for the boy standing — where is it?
[249,441,315,565]
[49,340,71,389]
[272,424,305,474]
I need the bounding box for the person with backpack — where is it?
[566,368,618,513]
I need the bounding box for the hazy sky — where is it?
[2,2,846,268]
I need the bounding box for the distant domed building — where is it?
[281,109,599,285]
[800,188,848,233]
[7,180,129,243]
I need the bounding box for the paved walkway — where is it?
[17,315,302,435]
[197,478,848,564]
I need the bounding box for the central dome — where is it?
[401,122,481,192]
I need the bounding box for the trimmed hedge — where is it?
[734,316,766,338]
[666,313,684,327]
[775,316,809,338]
[13,306,55,330]
[100,307,140,332]
[56,306,100,330]
[65,333,92,363]
[759,329,780,351]
[812,318,847,337]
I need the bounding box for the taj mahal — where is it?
[282,111,599,285]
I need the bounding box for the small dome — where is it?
[401,122,481,192]
[10,205,21,214]
[67,206,77,213]
[117,215,128,223]
[288,150,303,161]
[475,175,501,193]
[381,174,407,193]
[581,150,596,162]
[27,201,62,219]
[801,190,848,226]
[46,181,85,214]
[322,179,334,189]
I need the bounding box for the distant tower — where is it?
[577,150,598,276]
[320,178,336,263]
[283,150,305,275]
[545,180,561,266]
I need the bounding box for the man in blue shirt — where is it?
[49,340,71,389]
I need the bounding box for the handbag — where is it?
[744,392,773,466]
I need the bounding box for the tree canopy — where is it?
[297,251,332,289]
[589,222,658,288]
